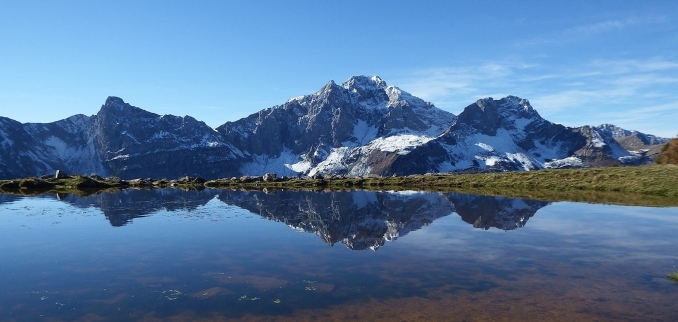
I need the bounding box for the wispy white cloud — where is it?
[515,15,670,47]
[565,16,669,37]
[392,61,536,109]
[393,57,678,137]
[566,19,630,36]
[588,58,678,74]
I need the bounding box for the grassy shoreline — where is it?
[1,165,677,206]
[206,164,678,196]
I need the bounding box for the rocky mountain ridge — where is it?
[0,76,668,179]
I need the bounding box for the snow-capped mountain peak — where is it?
[341,75,387,91]
[474,95,538,118]
[500,95,534,113]
[384,85,420,106]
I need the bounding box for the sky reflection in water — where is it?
[0,189,676,321]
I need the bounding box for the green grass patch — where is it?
[668,271,678,282]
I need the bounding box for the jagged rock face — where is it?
[0,76,669,179]
[0,117,47,178]
[216,75,456,177]
[569,126,630,167]
[595,124,668,146]
[595,124,669,161]
[385,96,659,175]
[26,114,106,176]
[0,115,103,178]
[93,97,244,179]
[0,97,248,179]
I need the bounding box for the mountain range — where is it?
[0,75,668,180]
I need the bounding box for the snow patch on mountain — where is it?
[341,75,387,91]
[432,125,589,172]
[44,136,78,160]
[590,129,606,148]
[365,135,434,155]
[308,147,350,176]
[239,149,306,177]
[350,120,379,146]
[111,154,130,160]
[589,128,633,160]
[544,156,584,168]
[149,130,175,141]
[120,131,140,144]
[476,142,494,152]
[457,130,540,170]
[390,190,428,196]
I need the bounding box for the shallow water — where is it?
[0,189,677,321]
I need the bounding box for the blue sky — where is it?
[1,0,677,137]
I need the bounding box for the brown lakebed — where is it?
[0,189,676,321]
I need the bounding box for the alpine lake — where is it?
[0,188,677,321]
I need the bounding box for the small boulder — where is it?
[239,176,259,183]
[55,170,69,179]
[262,173,277,182]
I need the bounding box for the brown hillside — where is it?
[656,138,678,165]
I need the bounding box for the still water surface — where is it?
[0,189,677,321]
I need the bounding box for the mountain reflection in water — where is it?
[1,188,677,321]
[19,189,548,250]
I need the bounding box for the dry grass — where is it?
[209,165,678,196]
[406,165,678,197]
[657,138,678,165]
